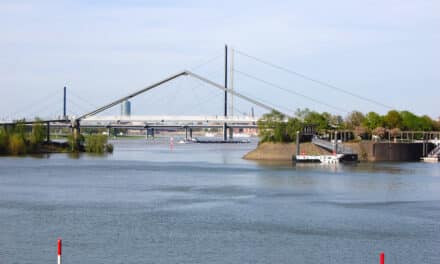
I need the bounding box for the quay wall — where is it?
[244,141,436,162]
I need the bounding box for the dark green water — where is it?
[0,139,439,263]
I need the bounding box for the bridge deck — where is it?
[311,137,355,154]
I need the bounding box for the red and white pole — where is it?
[57,239,62,264]
[379,252,385,264]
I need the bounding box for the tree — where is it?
[303,111,329,130]
[362,112,384,130]
[383,110,402,129]
[345,111,365,129]
[400,111,420,130]
[29,119,46,147]
[419,115,434,131]
[0,127,9,154]
[258,110,302,143]
[257,110,286,143]
[286,118,303,141]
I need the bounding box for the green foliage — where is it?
[105,143,114,153]
[8,134,26,155]
[362,112,384,130]
[384,110,402,129]
[419,115,434,131]
[0,127,9,154]
[257,110,302,143]
[345,111,365,129]
[295,108,338,130]
[29,120,46,148]
[13,121,26,140]
[85,134,113,154]
[258,108,438,143]
[68,133,85,152]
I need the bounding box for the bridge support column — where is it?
[185,127,188,141]
[223,123,227,141]
[189,128,193,140]
[296,131,300,156]
[71,119,81,151]
[229,127,233,139]
[46,122,50,142]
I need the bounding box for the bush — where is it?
[85,134,112,153]
[68,134,85,152]
[30,121,46,145]
[9,134,26,155]
[0,127,9,154]
[105,143,114,153]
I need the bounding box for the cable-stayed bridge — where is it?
[1,46,394,143]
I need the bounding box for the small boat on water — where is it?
[295,153,358,164]
[295,154,342,164]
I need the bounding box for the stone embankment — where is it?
[244,141,435,162]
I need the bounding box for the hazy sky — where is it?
[1,0,439,119]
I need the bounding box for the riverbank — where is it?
[243,142,330,161]
[244,141,435,162]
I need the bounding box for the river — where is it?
[0,139,439,263]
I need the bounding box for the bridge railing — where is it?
[82,115,259,123]
[428,144,440,157]
[311,136,355,154]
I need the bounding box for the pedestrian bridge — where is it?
[82,115,258,124]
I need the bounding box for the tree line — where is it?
[258,109,440,143]
[0,121,46,155]
[0,120,113,155]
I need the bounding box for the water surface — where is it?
[0,139,439,263]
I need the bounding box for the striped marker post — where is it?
[380,252,385,264]
[57,239,62,264]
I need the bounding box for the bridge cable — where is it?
[232,88,298,116]
[189,54,223,71]
[235,49,393,110]
[235,69,349,114]
[7,88,61,120]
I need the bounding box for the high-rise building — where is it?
[121,100,131,116]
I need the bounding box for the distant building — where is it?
[121,100,131,116]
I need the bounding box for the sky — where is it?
[1,0,439,120]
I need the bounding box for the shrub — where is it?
[105,143,114,153]
[85,134,112,153]
[0,127,9,154]
[68,133,85,152]
[8,134,26,155]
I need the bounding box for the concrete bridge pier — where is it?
[145,127,155,139]
[223,123,228,141]
[71,119,81,150]
[46,122,50,142]
[189,128,193,140]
